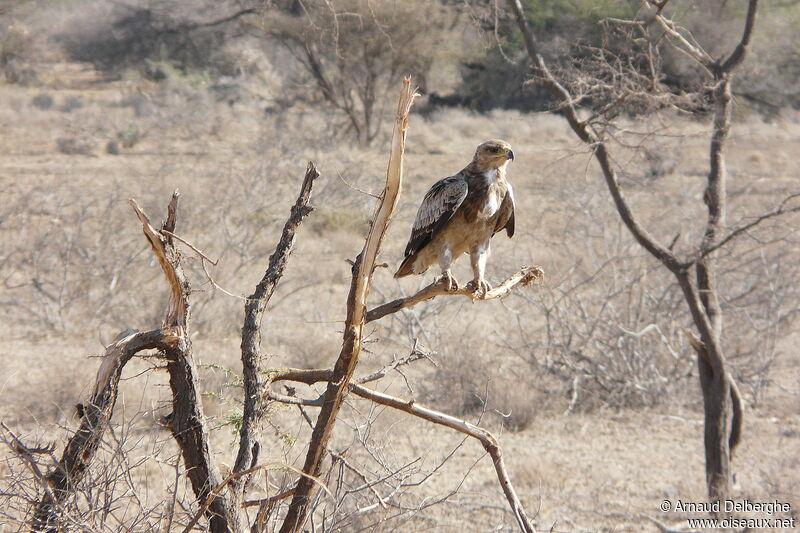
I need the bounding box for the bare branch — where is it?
[234,163,319,486]
[130,198,187,330]
[691,193,800,262]
[349,384,535,533]
[720,0,760,73]
[506,0,682,273]
[181,462,330,533]
[366,266,543,323]
[279,80,417,533]
[356,342,434,384]
[268,363,534,533]
[160,229,219,266]
[651,14,714,72]
[243,487,295,509]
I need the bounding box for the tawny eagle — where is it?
[395,139,515,294]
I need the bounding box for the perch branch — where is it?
[366,266,543,323]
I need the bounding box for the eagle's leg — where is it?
[467,243,492,296]
[436,247,459,291]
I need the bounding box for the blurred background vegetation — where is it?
[4,0,800,125]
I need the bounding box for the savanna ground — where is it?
[1,36,799,533]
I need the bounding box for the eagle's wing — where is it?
[404,175,469,257]
[494,182,515,237]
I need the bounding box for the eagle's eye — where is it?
[489,146,500,153]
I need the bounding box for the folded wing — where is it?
[394,175,468,278]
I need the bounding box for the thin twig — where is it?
[160,229,219,266]
[691,193,800,262]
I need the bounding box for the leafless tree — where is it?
[256,0,459,144]
[506,0,800,508]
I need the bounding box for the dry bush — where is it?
[56,136,95,155]
[56,0,256,78]
[257,0,468,144]
[0,21,37,84]
[30,93,53,110]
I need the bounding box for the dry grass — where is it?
[0,62,798,531]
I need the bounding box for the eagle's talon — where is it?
[467,278,492,296]
[437,274,459,291]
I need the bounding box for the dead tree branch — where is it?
[366,266,543,323]
[266,368,535,533]
[349,385,535,533]
[131,193,241,532]
[29,329,168,532]
[233,163,319,495]
[278,78,418,533]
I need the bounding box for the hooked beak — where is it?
[507,149,515,161]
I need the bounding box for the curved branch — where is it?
[31,329,170,532]
[267,368,535,533]
[366,266,543,323]
[506,0,682,273]
[350,385,534,533]
[720,0,760,74]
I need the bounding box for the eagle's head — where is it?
[473,139,515,170]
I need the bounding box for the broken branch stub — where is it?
[131,193,241,532]
[278,78,417,533]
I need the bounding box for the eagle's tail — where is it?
[394,254,415,278]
